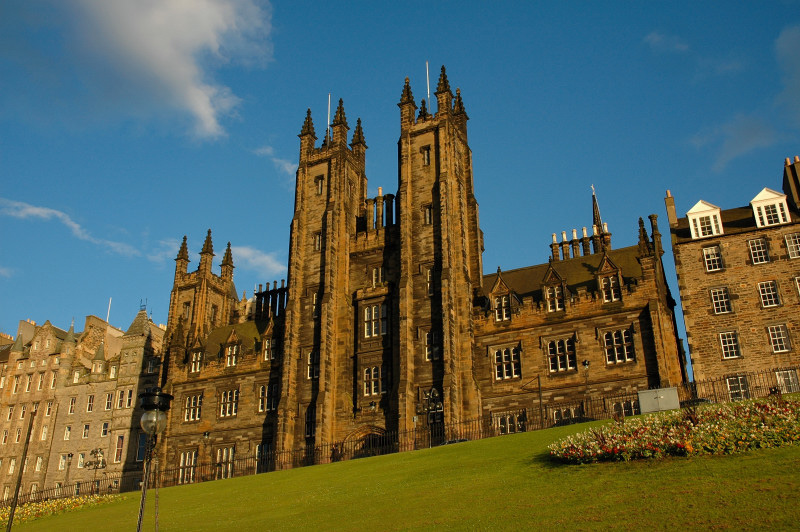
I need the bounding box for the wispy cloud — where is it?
[254,145,298,176]
[0,267,12,278]
[231,245,286,278]
[0,198,140,256]
[691,114,777,172]
[643,31,690,53]
[146,238,183,265]
[776,25,800,128]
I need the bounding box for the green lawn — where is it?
[13,422,800,530]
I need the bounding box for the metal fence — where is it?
[4,365,798,507]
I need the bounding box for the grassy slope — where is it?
[15,422,800,531]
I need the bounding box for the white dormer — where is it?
[750,188,790,228]
[687,200,723,239]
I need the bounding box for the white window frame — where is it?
[424,331,439,361]
[363,304,387,338]
[363,366,383,396]
[494,295,510,321]
[226,345,239,367]
[191,351,203,373]
[726,376,750,401]
[601,275,621,303]
[547,337,576,372]
[546,285,564,312]
[690,214,722,238]
[719,331,741,359]
[604,329,635,364]
[758,281,780,308]
[786,233,800,259]
[767,325,790,353]
[219,390,239,418]
[710,287,732,314]
[702,246,723,272]
[748,238,770,264]
[307,351,319,379]
[776,370,800,393]
[493,347,521,380]
[184,394,203,422]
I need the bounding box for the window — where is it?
[219,390,239,417]
[311,293,318,318]
[758,281,780,307]
[136,433,147,461]
[768,325,790,353]
[19,404,26,419]
[496,413,525,435]
[46,401,52,416]
[307,352,319,379]
[127,389,133,408]
[191,351,203,372]
[183,302,191,320]
[305,406,316,439]
[690,214,722,238]
[82,424,90,439]
[25,374,32,392]
[209,305,218,326]
[494,296,510,321]
[604,329,635,364]
[422,146,431,166]
[6,407,11,421]
[710,287,732,314]
[77,453,85,468]
[425,331,439,360]
[315,175,324,195]
[117,390,124,409]
[15,429,21,443]
[494,348,521,380]
[613,400,641,417]
[548,338,576,372]
[114,435,124,462]
[754,203,788,227]
[226,345,239,367]
[719,331,741,359]
[40,425,47,440]
[184,394,203,421]
[109,365,117,379]
[178,450,198,484]
[35,456,42,472]
[372,267,384,287]
[702,246,723,272]
[37,373,43,391]
[263,339,273,361]
[12,376,19,394]
[726,376,750,401]
[423,205,433,225]
[364,304,387,338]
[86,395,94,412]
[8,458,15,475]
[68,397,76,414]
[146,358,158,374]
[50,372,57,388]
[776,370,800,393]
[546,285,564,312]
[64,426,71,440]
[363,366,383,395]
[73,371,80,383]
[786,233,800,259]
[105,393,113,410]
[0,376,4,389]
[266,383,278,411]
[313,232,322,251]
[258,385,268,412]
[101,422,109,437]
[216,446,235,480]
[600,275,621,302]
[748,238,770,264]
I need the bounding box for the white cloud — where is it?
[776,25,800,128]
[690,114,776,172]
[254,144,298,176]
[0,198,140,256]
[643,31,689,53]
[62,0,272,138]
[231,245,285,278]
[146,238,183,265]
[0,267,12,278]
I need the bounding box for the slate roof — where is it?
[482,245,643,303]
[671,204,800,245]
[199,320,270,356]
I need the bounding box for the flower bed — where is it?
[0,494,121,525]
[549,397,800,464]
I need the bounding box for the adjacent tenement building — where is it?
[159,67,686,470]
[666,156,800,396]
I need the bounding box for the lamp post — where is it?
[85,448,106,494]
[136,388,173,532]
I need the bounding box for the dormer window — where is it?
[600,275,621,302]
[687,200,723,239]
[751,188,790,228]
[546,286,564,312]
[226,345,239,367]
[190,351,203,372]
[494,296,510,321]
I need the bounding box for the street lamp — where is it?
[136,388,173,532]
[85,448,106,494]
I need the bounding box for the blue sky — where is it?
[1,2,799,369]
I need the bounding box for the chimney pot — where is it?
[561,231,568,242]
[786,157,792,166]
[795,155,800,163]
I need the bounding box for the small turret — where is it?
[435,65,453,116]
[398,77,417,128]
[298,109,317,156]
[649,214,663,256]
[175,235,189,278]
[199,229,214,272]
[330,98,349,146]
[350,118,367,159]
[418,99,430,121]
[637,218,653,256]
[221,242,234,281]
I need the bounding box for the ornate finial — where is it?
[418,99,430,120]
[592,187,603,231]
[331,98,348,128]
[637,217,652,255]
[222,241,234,267]
[176,235,189,261]
[454,88,465,114]
[436,65,451,94]
[201,229,213,255]
[399,77,415,105]
[351,118,366,147]
[299,108,315,138]
[496,266,502,274]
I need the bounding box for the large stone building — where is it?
[666,156,800,395]
[159,67,685,470]
[0,311,163,498]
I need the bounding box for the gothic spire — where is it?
[200,229,214,256]
[637,217,652,256]
[299,108,316,138]
[418,99,430,120]
[399,77,415,105]
[436,65,451,95]
[222,241,234,267]
[176,235,189,261]
[64,319,76,344]
[454,88,467,115]
[350,118,367,147]
[591,185,603,231]
[331,98,348,128]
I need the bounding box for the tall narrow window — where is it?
[601,275,621,302]
[364,304,387,338]
[422,146,431,166]
[363,366,382,395]
[258,385,267,412]
[37,373,43,391]
[423,205,433,225]
[315,175,324,195]
[313,233,322,251]
[748,238,770,264]
[216,446,235,480]
[426,268,434,296]
[183,302,191,320]
[86,395,94,413]
[785,233,800,259]
[178,450,198,484]
[115,435,124,462]
[307,352,319,379]
[305,406,316,439]
[702,246,723,272]
[425,331,439,360]
[191,351,203,373]
[63,426,71,440]
[372,267,384,287]
[494,296,510,321]
[263,339,273,361]
[68,397,76,414]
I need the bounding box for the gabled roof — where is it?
[686,200,720,215]
[482,245,643,303]
[750,187,785,203]
[200,320,271,356]
[125,310,151,336]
